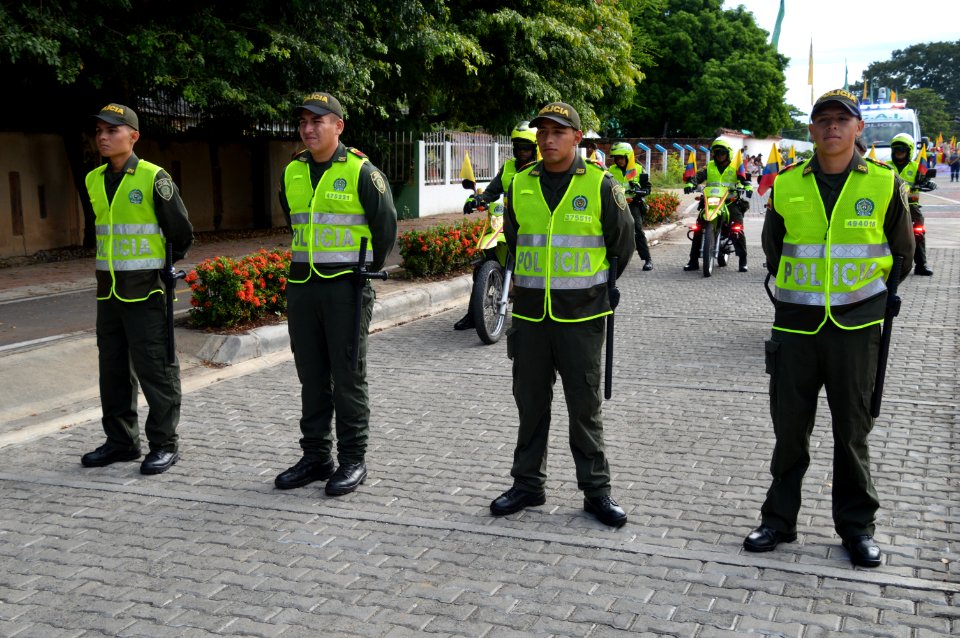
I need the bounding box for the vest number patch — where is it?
[844,219,877,229]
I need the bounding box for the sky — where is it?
[724,0,960,117]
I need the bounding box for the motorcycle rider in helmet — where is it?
[455,121,538,330]
[683,139,753,272]
[608,142,653,270]
[889,133,933,276]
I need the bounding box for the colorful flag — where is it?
[624,148,638,182]
[787,145,796,165]
[682,149,697,181]
[808,38,814,105]
[757,144,783,196]
[890,89,897,102]
[937,132,943,145]
[459,150,476,184]
[733,149,747,181]
[862,78,868,101]
[868,144,877,160]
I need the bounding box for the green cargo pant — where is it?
[286,277,374,464]
[97,294,181,452]
[507,316,611,498]
[760,321,881,538]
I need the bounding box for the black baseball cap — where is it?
[294,92,344,119]
[93,103,139,130]
[531,102,581,130]
[811,89,861,119]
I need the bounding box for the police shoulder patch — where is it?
[348,147,368,159]
[898,181,910,208]
[155,177,175,201]
[864,157,892,171]
[780,159,805,173]
[612,183,628,211]
[370,170,387,195]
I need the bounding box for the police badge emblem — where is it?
[854,198,874,217]
[612,185,628,211]
[128,189,143,204]
[371,171,387,195]
[333,178,348,192]
[572,195,588,211]
[155,177,175,201]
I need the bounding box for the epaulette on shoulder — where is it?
[587,158,607,171]
[864,157,892,170]
[348,147,368,159]
[295,149,310,162]
[779,159,805,173]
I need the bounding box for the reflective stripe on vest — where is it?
[85,160,166,301]
[284,153,371,281]
[511,163,609,321]
[772,161,894,333]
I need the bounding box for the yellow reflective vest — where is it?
[284,151,372,282]
[893,159,922,203]
[511,162,610,322]
[86,161,166,302]
[771,161,894,334]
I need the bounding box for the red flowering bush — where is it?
[399,218,487,277]
[185,248,292,329]
[644,191,681,225]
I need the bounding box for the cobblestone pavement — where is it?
[0,196,957,636]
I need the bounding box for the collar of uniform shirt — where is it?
[803,151,868,177]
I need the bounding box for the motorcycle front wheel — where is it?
[702,222,715,277]
[471,259,506,344]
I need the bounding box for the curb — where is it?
[191,274,472,366]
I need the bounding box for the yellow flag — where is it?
[918,143,928,163]
[937,132,943,145]
[788,145,796,164]
[588,150,597,161]
[890,89,897,102]
[868,144,877,160]
[862,79,868,101]
[460,151,476,183]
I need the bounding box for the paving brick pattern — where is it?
[0,203,957,636]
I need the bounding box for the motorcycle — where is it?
[687,185,745,278]
[462,179,511,344]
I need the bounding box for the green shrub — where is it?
[399,218,487,277]
[649,155,685,188]
[185,248,291,329]
[644,191,681,225]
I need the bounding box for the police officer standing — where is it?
[490,102,634,527]
[888,133,933,276]
[683,139,752,272]
[745,89,914,567]
[608,142,653,271]
[274,92,397,495]
[81,103,193,475]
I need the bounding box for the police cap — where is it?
[294,92,344,120]
[93,103,139,131]
[810,89,861,120]
[531,102,581,130]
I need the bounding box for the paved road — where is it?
[0,192,956,636]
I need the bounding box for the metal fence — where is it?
[423,131,511,185]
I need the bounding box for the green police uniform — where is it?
[759,152,914,539]
[503,155,634,497]
[608,163,652,262]
[279,143,397,464]
[85,153,193,453]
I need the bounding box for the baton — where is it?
[496,252,514,322]
[604,256,618,400]
[870,255,903,418]
[164,243,186,365]
[351,237,389,371]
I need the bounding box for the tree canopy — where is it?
[611,0,792,138]
[0,0,644,136]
